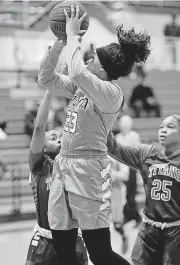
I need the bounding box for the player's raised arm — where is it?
[29,90,52,172]
[38,40,77,99]
[107,131,154,171]
[64,5,151,113]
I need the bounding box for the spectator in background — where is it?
[116,115,141,226]
[164,14,180,66]
[24,100,39,138]
[0,107,7,140]
[129,69,161,118]
[164,14,180,38]
[0,154,9,180]
[111,115,142,253]
[83,43,95,64]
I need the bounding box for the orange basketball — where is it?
[49,1,89,39]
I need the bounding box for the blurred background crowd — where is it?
[0,1,180,265]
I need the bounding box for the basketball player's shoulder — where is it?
[141,143,162,161]
[132,142,156,158]
[108,81,124,105]
[110,81,122,92]
[29,154,52,185]
[112,82,124,100]
[29,150,48,175]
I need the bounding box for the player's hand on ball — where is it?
[64,5,87,38]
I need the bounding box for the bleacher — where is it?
[0,88,34,218]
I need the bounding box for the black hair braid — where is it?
[116,24,151,63]
[107,43,124,65]
[97,24,151,79]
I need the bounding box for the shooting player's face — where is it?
[158,116,180,147]
[45,130,62,154]
[86,50,103,77]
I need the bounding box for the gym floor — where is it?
[0,220,138,265]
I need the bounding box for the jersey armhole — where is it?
[29,172,38,185]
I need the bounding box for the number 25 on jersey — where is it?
[64,110,78,134]
[151,179,172,202]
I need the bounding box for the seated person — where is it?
[129,74,161,118]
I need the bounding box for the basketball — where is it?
[49,1,89,39]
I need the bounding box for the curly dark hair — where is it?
[106,24,151,79]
